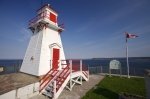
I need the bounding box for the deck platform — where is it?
[0,73,39,95]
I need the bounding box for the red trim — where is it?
[59,67,69,78]
[57,72,70,91]
[72,64,80,71]
[39,70,59,92]
[52,66,70,92]
[56,67,70,91]
[39,69,53,81]
[40,70,57,86]
[56,66,69,78]
[39,60,89,93]
[50,12,57,23]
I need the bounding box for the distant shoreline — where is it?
[0,57,150,60]
[92,57,150,60]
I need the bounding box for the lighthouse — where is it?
[19,4,89,99]
[20,4,66,76]
[0,4,90,99]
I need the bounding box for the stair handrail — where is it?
[56,67,70,89]
[39,70,59,92]
[40,70,57,87]
[39,68,53,82]
[41,65,69,92]
[82,64,89,80]
[56,66,69,79]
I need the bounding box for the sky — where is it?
[0,0,150,59]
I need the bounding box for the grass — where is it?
[82,75,146,99]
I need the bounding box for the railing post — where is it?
[80,60,83,84]
[69,60,72,74]
[80,60,82,72]
[69,60,72,91]
[88,65,90,74]
[87,65,89,81]
[88,70,89,81]
[109,68,112,77]
[53,80,56,99]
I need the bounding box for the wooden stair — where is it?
[41,66,70,98]
[40,60,89,99]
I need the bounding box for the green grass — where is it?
[82,76,146,99]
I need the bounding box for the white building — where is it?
[20,4,66,76]
[9,4,89,99]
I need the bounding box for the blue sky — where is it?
[0,0,150,59]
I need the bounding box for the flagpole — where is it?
[126,37,130,78]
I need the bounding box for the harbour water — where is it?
[0,57,150,76]
[83,58,150,76]
[0,59,22,74]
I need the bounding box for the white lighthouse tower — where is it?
[0,4,89,99]
[20,4,65,76]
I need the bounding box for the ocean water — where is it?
[83,58,150,76]
[0,59,22,74]
[0,58,150,76]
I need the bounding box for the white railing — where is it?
[41,59,89,99]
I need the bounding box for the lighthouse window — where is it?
[50,12,57,23]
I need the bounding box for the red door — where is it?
[52,48,60,70]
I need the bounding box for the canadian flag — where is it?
[125,32,138,38]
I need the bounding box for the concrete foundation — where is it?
[0,73,39,99]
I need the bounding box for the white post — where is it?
[70,60,72,75]
[69,60,72,90]
[126,38,130,78]
[80,60,82,72]
[53,81,56,99]
[80,60,82,84]
[87,65,89,81]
